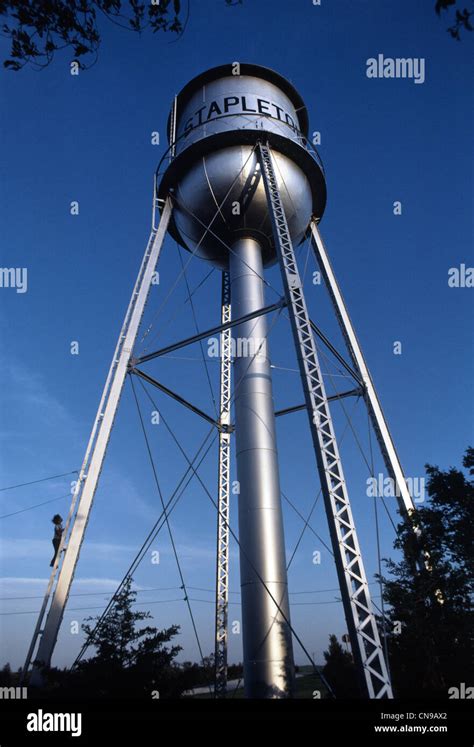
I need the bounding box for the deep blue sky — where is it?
[0,0,472,672]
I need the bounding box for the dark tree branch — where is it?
[435,0,473,40]
[0,0,184,70]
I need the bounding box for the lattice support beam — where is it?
[214,272,232,697]
[258,142,392,699]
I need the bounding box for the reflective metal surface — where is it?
[173,145,313,268]
[175,72,304,157]
[159,64,326,267]
[230,237,294,698]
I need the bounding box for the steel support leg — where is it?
[310,222,417,519]
[258,142,392,699]
[214,273,232,697]
[27,199,173,685]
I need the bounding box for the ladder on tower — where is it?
[20,484,78,683]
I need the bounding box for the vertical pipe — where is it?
[229,237,295,698]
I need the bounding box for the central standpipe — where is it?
[230,238,294,698]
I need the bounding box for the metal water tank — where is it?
[158,63,326,269]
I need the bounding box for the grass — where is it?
[190,668,330,699]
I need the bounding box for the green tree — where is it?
[0,0,242,71]
[380,448,473,697]
[322,634,359,698]
[73,577,183,698]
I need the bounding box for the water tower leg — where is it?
[214,272,232,697]
[27,199,173,686]
[258,142,393,698]
[310,222,440,583]
[229,237,295,699]
[309,223,417,519]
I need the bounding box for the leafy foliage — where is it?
[1,1,469,73]
[380,448,473,697]
[0,0,184,71]
[435,1,473,40]
[71,577,184,697]
[0,663,12,686]
[0,0,245,71]
[322,634,359,698]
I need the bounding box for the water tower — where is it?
[26,64,421,700]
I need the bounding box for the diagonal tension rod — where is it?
[275,387,363,418]
[132,299,286,365]
[129,367,223,430]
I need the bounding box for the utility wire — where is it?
[1,584,380,602]
[0,587,181,601]
[0,492,72,519]
[0,471,78,492]
[0,599,185,616]
[2,595,386,617]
